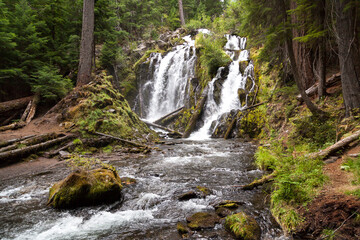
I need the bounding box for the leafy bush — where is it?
[30,65,72,101]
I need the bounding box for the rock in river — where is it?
[47,168,123,209]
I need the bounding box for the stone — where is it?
[214,200,243,210]
[216,207,232,218]
[58,150,71,160]
[178,191,198,201]
[224,212,261,240]
[48,168,123,209]
[186,212,220,230]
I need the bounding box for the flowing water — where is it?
[0,139,286,240]
[0,33,287,239]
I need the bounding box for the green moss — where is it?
[224,212,261,240]
[177,222,189,234]
[48,168,123,209]
[133,49,164,71]
[69,73,155,141]
[186,212,220,230]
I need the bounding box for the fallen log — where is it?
[236,172,277,190]
[183,87,208,138]
[92,131,149,148]
[0,96,33,114]
[0,135,36,148]
[20,100,32,121]
[310,130,360,159]
[224,110,240,140]
[143,121,183,137]
[296,73,341,101]
[0,134,75,166]
[0,121,26,132]
[154,106,184,126]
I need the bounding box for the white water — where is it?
[145,36,196,121]
[190,35,255,140]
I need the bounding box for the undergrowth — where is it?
[342,156,360,198]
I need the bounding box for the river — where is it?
[0,139,287,240]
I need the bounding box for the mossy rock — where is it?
[224,212,261,240]
[214,200,243,210]
[196,186,212,197]
[186,212,220,230]
[177,222,190,234]
[48,168,123,209]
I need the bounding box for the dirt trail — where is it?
[295,146,360,240]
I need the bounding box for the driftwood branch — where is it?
[224,110,240,140]
[92,131,149,148]
[154,106,184,126]
[143,120,183,137]
[311,130,360,159]
[0,134,75,166]
[183,87,208,138]
[236,172,277,190]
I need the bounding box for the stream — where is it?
[0,139,287,240]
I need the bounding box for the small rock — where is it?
[178,191,198,201]
[186,212,220,230]
[216,207,232,218]
[214,200,243,210]
[59,151,71,160]
[120,177,137,186]
[177,221,190,234]
[108,108,116,113]
[196,186,212,197]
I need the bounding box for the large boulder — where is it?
[48,168,123,209]
[224,212,261,240]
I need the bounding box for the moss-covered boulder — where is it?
[186,212,220,230]
[224,212,261,240]
[48,168,123,209]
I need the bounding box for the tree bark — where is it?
[0,96,33,114]
[77,0,95,87]
[335,0,360,116]
[154,106,184,126]
[284,0,326,116]
[317,0,327,99]
[178,0,185,26]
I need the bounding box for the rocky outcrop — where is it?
[224,212,261,240]
[48,168,123,209]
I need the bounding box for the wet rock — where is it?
[186,212,220,230]
[238,88,247,107]
[48,168,123,209]
[214,200,243,210]
[196,186,212,197]
[224,212,261,240]
[239,61,248,74]
[120,177,137,186]
[216,207,232,218]
[178,191,198,201]
[177,221,190,234]
[211,110,238,138]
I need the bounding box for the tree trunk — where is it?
[77,0,95,87]
[178,0,185,26]
[335,0,360,116]
[317,0,327,99]
[284,0,326,116]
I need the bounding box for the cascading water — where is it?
[190,35,255,139]
[140,36,196,122]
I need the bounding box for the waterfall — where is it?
[190,35,255,139]
[141,36,196,122]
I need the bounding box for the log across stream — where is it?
[0,139,288,240]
